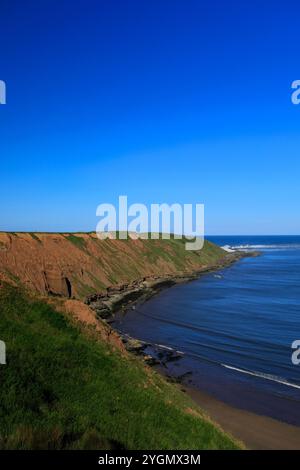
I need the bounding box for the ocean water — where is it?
[113,236,300,425]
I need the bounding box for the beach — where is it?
[185,386,300,450]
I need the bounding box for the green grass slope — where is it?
[0,283,240,450]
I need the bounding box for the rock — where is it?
[143,355,160,366]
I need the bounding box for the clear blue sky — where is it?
[1,0,300,234]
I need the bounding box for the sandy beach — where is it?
[185,386,300,450]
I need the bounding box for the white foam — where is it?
[221,245,236,252]
[156,344,184,355]
[222,364,300,389]
[156,344,174,351]
[227,244,300,250]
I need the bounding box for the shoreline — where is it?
[86,250,257,320]
[184,386,300,450]
[86,249,260,368]
[85,250,254,364]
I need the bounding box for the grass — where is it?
[141,238,225,270]
[29,233,42,243]
[65,234,87,251]
[0,283,240,450]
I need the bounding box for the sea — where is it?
[113,236,300,426]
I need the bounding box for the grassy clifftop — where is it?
[0,283,240,450]
[0,232,226,299]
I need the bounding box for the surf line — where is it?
[222,363,300,389]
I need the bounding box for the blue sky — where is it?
[0,0,300,234]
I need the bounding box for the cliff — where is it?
[0,232,226,299]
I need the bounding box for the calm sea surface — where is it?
[113,236,300,425]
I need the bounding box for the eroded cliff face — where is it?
[0,232,225,299]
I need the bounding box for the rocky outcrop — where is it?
[43,270,72,297]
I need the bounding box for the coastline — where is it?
[86,249,261,369]
[85,250,252,364]
[89,247,300,450]
[86,250,256,320]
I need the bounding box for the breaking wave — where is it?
[222,243,300,252]
[221,364,300,389]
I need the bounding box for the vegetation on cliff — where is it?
[0,283,240,450]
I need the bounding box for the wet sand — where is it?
[185,386,300,450]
